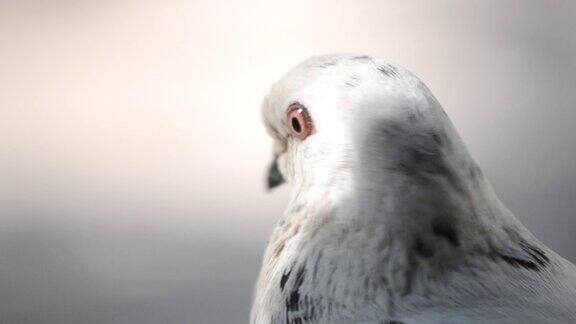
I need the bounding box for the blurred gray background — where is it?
[0,0,575,323]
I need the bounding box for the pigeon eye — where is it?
[286,104,313,140]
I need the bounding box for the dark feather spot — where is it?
[432,218,460,247]
[500,242,549,271]
[521,242,549,266]
[317,61,338,68]
[286,265,306,312]
[280,268,292,290]
[469,164,482,180]
[377,64,398,77]
[343,74,361,87]
[351,55,372,61]
[413,238,434,258]
[500,255,539,270]
[431,132,442,145]
[287,288,300,312]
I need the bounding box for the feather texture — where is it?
[251,54,576,323]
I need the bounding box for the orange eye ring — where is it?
[286,103,314,141]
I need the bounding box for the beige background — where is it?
[1,0,575,323]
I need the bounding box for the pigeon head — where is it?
[262,54,470,201]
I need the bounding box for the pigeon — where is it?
[250,54,576,324]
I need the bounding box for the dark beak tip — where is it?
[266,155,285,191]
[267,176,285,191]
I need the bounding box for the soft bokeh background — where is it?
[1,0,575,323]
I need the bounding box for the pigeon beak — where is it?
[266,154,285,190]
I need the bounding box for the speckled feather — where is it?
[251,54,576,324]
